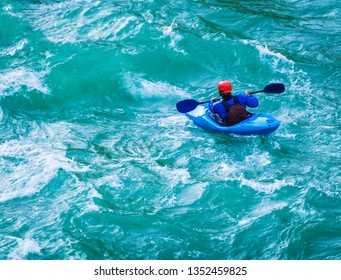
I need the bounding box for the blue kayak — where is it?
[185,104,280,135]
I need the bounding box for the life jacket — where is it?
[209,96,250,126]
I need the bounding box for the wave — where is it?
[121,71,190,102]
[10,0,144,45]
[0,39,28,56]
[7,237,41,260]
[0,67,50,97]
[0,121,90,203]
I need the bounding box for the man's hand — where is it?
[245,91,251,95]
[211,97,219,102]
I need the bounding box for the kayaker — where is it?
[208,80,259,126]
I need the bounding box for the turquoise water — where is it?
[0,0,340,260]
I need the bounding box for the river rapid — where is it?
[0,0,340,260]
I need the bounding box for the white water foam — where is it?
[241,176,296,194]
[8,237,41,259]
[237,200,288,228]
[0,139,68,202]
[176,182,208,206]
[13,0,143,45]
[3,4,16,17]
[158,8,201,55]
[245,151,271,166]
[253,41,293,64]
[160,18,186,54]
[0,67,49,96]
[242,39,313,95]
[208,162,240,182]
[241,39,294,73]
[122,72,190,100]
[0,39,28,56]
[0,122,89,203]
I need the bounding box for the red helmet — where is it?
[218,80,232,94]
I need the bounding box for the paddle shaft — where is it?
[176,83,285,113]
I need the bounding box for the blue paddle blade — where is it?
[263,83,285,93]
[176,99,200,113]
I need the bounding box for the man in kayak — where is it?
[208,80,259,126]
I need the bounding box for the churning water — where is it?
[0,0,340,259]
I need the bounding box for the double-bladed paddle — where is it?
[176,83,285,113]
